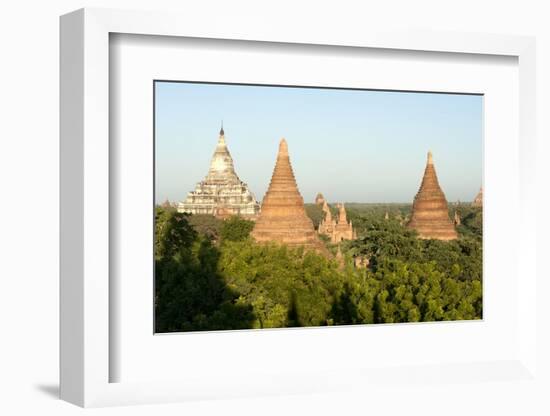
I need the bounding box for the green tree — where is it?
[304,204,326,229]
[154,207,254,332]
[187,214,224,241]
[332,260,482,324]
[220,216,255,242]
[218,241,344,328]
[155,207,196,259]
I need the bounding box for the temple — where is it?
[318,201,356,242]
[454,210,461,226]
[161,199,175,210]
[407,151,458,240]
[315,193,326,206]
[177,126,260,219]
[251,139,328,254]
[472,187,483,207]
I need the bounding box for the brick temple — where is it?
[318,201,356,242]
[251,139,328,254]
[472,187,483,207]
[407,151,458,240]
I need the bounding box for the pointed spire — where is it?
[338,203,347,224]
[418,150,442,193]
[279,138,288,155]
[219,120,224,136]
[322,200,332,222]
[206,126,238,183]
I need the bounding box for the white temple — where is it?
[177,126,260,219]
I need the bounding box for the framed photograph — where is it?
[153,80,483,334]
[60,8,538,408]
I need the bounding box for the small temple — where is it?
[177,126,260,219]
[407,151,458,241]
[161,199,174,209]
[315,193,326,206]
[454,210,461,226]
[472,187,483,207]
[318,201,356,243]
[251,139,328,254]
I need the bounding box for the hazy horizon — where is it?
[155,82,483,205]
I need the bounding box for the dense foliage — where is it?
[155,204,483,332]
[155,208,254,332]
[186,214,223,241]
[455,205,483,239]
[345,216,482,281]
[220,216,255,242]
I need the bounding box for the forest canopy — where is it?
[155,203,482,332]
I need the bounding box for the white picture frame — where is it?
[60,7,538,408]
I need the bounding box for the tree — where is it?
[218,241,343,328]
[154,207,255,332]
[332,260,482,324]
[220,216,255,242]
[304,204,325,229]
[457,206,483,239]
[155,207,196,259]
[347,216,482,281]
[187,214,223,241]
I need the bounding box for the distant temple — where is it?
[318,201,356,242]
[472,187,483,207]
[315,193,326,206]
[407,151,457,240]
[251,139,328,255]
[454,210,461,226]
[161,199,176,209]
[177,126,260,219]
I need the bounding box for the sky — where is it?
[155,81,483,204]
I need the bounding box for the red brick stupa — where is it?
[407,151,458,241]
[252,139,327,254]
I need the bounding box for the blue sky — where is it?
[155,82,482,204]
